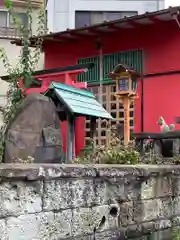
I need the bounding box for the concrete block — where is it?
[0,181,42,218]
[43,179,71,211]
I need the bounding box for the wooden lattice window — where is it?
[85,83,134,146]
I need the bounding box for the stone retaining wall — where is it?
[0,164,179,239]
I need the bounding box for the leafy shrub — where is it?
[72,126,140,164]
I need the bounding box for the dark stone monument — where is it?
[4,92,63,163]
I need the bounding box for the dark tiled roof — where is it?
[11,6,180,47]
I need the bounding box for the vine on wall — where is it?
[0,0,46,161]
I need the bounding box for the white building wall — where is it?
[0,6,44,126]
[165,0,179,8]
[47,0,165,32]
[46,0,55,32]
[0,39,44,126]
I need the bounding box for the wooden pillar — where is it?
[66,114,75,163]
[90,117,97,153]
[122,96,130,145]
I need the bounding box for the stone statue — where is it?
[157,116,175,132]
[156,116,177,158]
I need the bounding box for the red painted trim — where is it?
[33,69,85,80]
[17,68,87,95]
[25,81,87,94]
[73,82,87,88]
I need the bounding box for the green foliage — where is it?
[103,143,140,164]
[4,0,12,9]
[0,0,46,162]
[73,125,180,165]
[74,141,140,165]
[172,227,180,240]
[73,126,140,164]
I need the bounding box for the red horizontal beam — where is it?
[34,69,86,79]
[22,81,87,95]
[17,68,87,95]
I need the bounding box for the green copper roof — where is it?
[46,82,112,119]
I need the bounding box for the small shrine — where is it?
[1,63,97,158]
[45,82,113,161]
[3,81,112,163]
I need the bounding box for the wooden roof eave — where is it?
[11,6,180,47]
[107,64,141,78]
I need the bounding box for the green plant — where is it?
[172,227,180,240]
[73,125,140,164]
[0,0,46,162]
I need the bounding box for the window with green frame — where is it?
[77,49,143,84]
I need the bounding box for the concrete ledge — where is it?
[0,164,179,180]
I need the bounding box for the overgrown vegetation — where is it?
[0,0,46,162]
[172,227,180,240]
[73,125,140,164]
[72,123,180,165]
